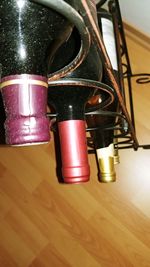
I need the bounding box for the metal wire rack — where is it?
[40,0,150,153]
[85,0,150,152]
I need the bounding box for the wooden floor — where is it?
[0,30,150,267]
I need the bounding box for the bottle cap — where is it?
[1,74,50,146]
[114,148,120,165]
[99,156,116,182]
[58,120,90,184]
[96,143,116,183]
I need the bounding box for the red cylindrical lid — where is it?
[58,120,90,184]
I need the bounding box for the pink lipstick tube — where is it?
[1,74,50,146]
[58,120,90,183]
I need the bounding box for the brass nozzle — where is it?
[99,156,116,183]
[113,134,120,165]
[114,148,120,165]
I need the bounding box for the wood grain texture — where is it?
[0,32,150,267]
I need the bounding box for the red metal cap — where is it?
[58,120,90,184]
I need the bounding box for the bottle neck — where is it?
[93,129,114,149]
[48,85,93,121]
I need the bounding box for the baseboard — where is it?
[123,22,150,51]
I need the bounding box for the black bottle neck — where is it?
[48,85,92,121]
[93,129,114,149]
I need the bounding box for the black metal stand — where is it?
[47,0,150,152]
[85,0,150,151]
[111,0,150,150]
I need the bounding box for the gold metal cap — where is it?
[99,156,116,183]
[113,134,120,165]
[114,148,120,165]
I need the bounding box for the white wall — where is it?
[119,0,150,36]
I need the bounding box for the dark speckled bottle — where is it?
[0,0,72,145]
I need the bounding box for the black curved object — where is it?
[31,0,91,80]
